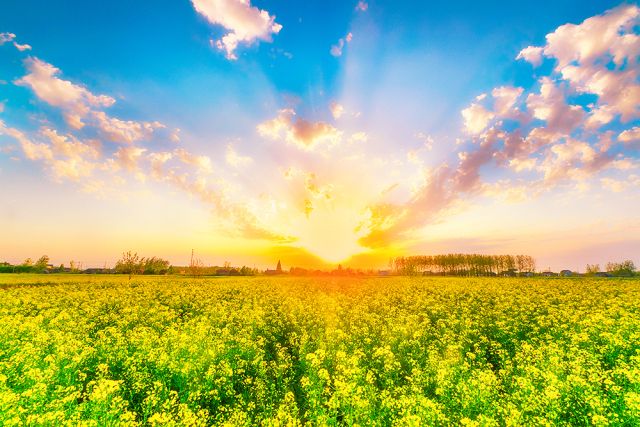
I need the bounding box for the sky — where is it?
[0,0,639,271]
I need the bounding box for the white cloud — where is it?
[15,58,115,129]
[618,127,640,143]
[330,33,352,57]
[540,4,640,123]
[174,148,213,174]
[492,86,524,117]
[191,0,282,60]
[461,102,494,135]
[15,57,167,144]
[93,111,164,144]
[415,132,434,150]
[516,46,544,66]
[225,144,253,167]
[114,146,147,172]
[41,128,100,160]
[349,131,368,143]
[257,109,342,150]
[330,102,344,119]
[355,1,368,12]
[0,33,15,45]
[13,42,31,51]
[526,78,584,134]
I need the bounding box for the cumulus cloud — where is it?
[524,4,640,124]
[0,33,15,45]
[358,5,640,248]
[113,146,147,172]
[461,102,494,134]
[3,3,640,257]
[491,86,524,117]
[174,147,213,174]
[330,101,344,119]
[415,132,434,150]
[516,46,544,66]
[15,57,166,144]
[4,51,285,243]
[349,131,368,143]
[355,1,368,12]
[93,111,164,144]
[526,78,585,134]
[0,33,31,51]
[225,144,253,167]
[257,108,342,150]
[191,0,282,60]
[15,58,115,129]
[13,42,31,51]
[618,127,640,143]
[330,33,352,57]
[0,121,52,162]
[0,121,103,182]
[536,138,613,185]
[41,128,100,160]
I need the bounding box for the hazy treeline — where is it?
[585,260,637,277]
[115,252,258,279]
[0,256,56,273]
[392,254,537,276]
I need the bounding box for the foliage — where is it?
[142,257,171,275]
[188,255,205,278]
[0,275,639,425]
[585,263,601,276]
[393,254,536,276]
[114,251,143,279]
[34,255,50,271]
[606,260,637,277]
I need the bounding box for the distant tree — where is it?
[22,258,33,267]
[142,257,170,275]
[606,260,636,277]
[189,250,205,278]
[585,264,600,276]
[34,255,50,271]
[115,251,144,280]
[239,266,255,276]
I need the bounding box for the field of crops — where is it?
[0,274,639,426]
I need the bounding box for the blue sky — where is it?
[0,0,623,126]
[0,0,639,270]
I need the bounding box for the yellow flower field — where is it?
[0,274,639,426]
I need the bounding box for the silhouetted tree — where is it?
[606,260,636,277]
[34,255,50,271]
[115,251,143,280]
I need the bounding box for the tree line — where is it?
[585,260,636,277]
[392,254,537,276]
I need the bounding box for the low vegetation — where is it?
[0,275,639,425]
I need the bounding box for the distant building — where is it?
[541,271,556,277]
[265,260,284,275]
[560,270,573,277]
